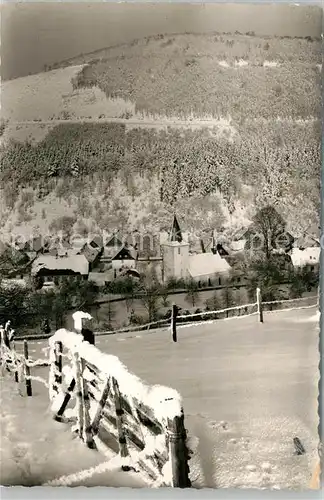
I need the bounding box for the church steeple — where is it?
[170,214,183,243]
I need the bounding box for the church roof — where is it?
[188,252,231,278]
[170,215,183,243]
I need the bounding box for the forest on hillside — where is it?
[68,33,321,120]
[0,32,321,239]
[0,120,320,239]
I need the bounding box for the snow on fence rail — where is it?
[261,294,318,311]
[48,329,192,488]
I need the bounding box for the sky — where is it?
[1,2,322,80]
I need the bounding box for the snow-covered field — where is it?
[0,308,320,489]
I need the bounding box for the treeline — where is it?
[70,32,321,120]
[0,277,99,335]
[48,31,321,73]
[0,122,320,214]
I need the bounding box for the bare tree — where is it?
[246,205,288,261]
[138,269,161,323]
[185,279,200,308]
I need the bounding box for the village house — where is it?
[293,231,320,250]
[124,231,160,259]
[290,246,320,271]
[99,234,124,269]
[72,235,103,271]
[111,244,137,274]
[43,236,71,257]
[93,233,138,272]
[231,219,294,255]
[0,241,30,279]
[31,254,89,288]
[15,235,44,260]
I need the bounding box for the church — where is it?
[161,215,231,284]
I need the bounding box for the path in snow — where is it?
[0,377,145,487]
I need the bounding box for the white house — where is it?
[290,247,320,268]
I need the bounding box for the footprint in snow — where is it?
[261,462,273,473]
[208,420,229,431]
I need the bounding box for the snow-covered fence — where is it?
[0,322,50,394]
[261,294,318,313]
[48,329,192,488]
[169,291,318,336]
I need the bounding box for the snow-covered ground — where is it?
[1,307,320,489]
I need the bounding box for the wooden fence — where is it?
[48,328,192,488]
[9,288,319,342]
[0,321,49,396]
[0,291,320,488]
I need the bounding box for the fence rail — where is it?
[8,289,318,342]
[93,292,318,338]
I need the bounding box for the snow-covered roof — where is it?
[188,252,231,278]
[232,227,249,242]
[0,278,28,289]
[293,234,320,249]
[32,254,89,275]
[229,239,246,252]
[70,237,88,250]
[290,247,320,267]
[81,245,101,263]
[111,244,137,261]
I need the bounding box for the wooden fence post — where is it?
[54,341,63,386]
[112,377,130,470]
[80,358,95,449]
[256,287,264,323]
[12,341,19,383]
[74,352,84,438]
[171,304,178,342]
[53,377,76,422]
[23,340,32,396]
[167,412,191,488]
